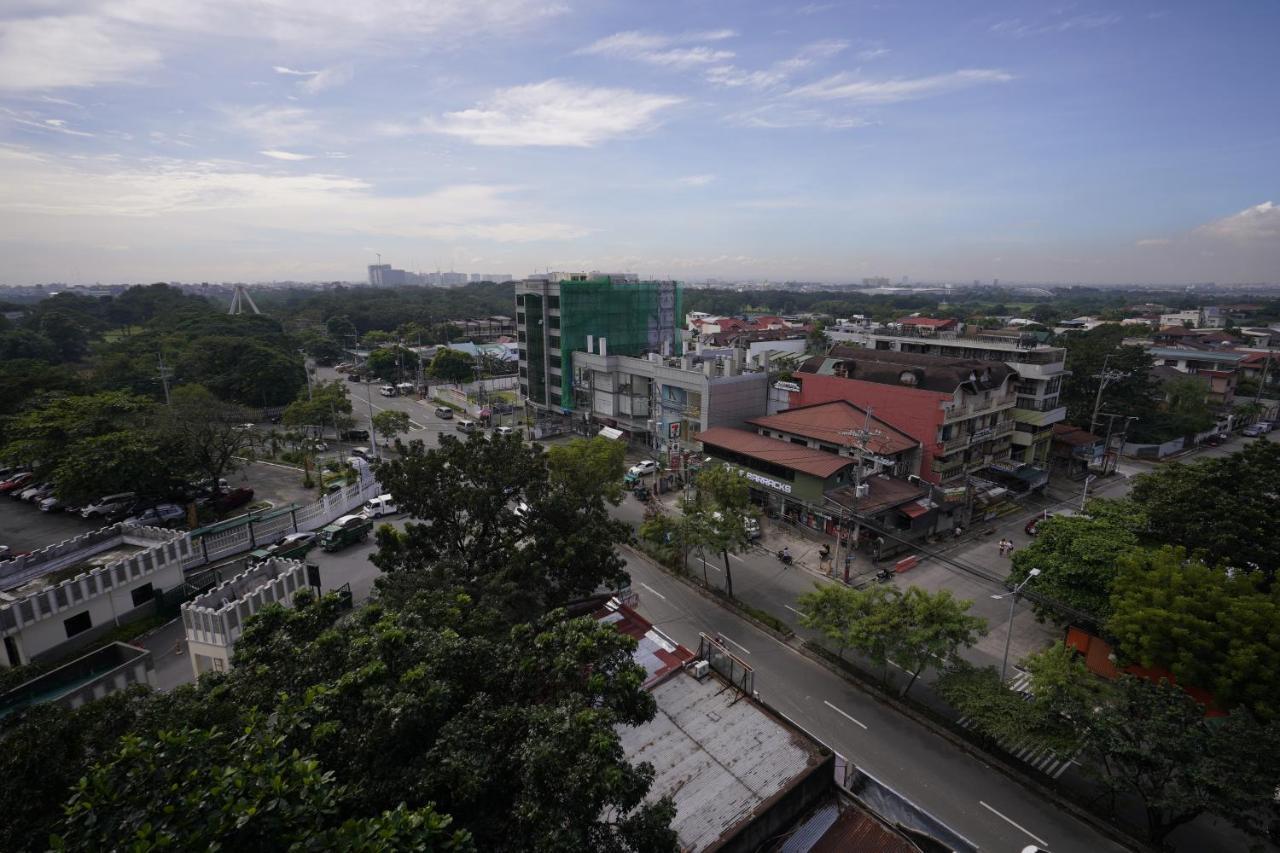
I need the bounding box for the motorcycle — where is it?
[776,550,793,566]
[874,568,894,583]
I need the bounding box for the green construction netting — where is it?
[557,278,682,409]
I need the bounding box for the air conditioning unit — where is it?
[854,483,870,498]
[691,660,711,680]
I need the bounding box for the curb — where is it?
[623,542,1150,853]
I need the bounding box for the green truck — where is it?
[319,514,373,552]
[247,532,319,566]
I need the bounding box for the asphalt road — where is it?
[618,550,1127,853]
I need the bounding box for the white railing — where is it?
[183,478,381,569]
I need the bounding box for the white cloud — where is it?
[224,105,322,146]
[579,29,737,68]
[0,150,588,243]
[0,1,568,91]
[1135,237,1171,247]
[990,13,1122,38]
[0,14,162,90]
[1,107,96,137]
[857,47,890,61]
[726,104,873,129]
[789,69,1013,103]
[272,62,354,94]
[433,79,684,147]
[706,39,848,90]
[1196,201,1280,243]
[676,174,715,187]
[260,149,315,160]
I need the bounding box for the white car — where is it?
[625,460,658,482]
[494,426,516,437]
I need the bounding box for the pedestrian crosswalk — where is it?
[956,669,1078,780]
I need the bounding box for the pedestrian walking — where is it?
[997,538,1009,557]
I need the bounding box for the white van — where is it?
[362,494,398,518]
[455,419,477,434]
[396,382,415,396]
[378,385,396,397]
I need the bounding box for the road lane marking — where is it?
[720,634,751,655]
[639,582,666,601]
[365,400,426,429]
[784,604,804,616]
[823,700,868,730]
[979,801,1049,847]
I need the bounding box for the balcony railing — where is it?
[943,396,1017,423]
[937,419,1016,454]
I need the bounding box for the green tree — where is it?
[55,707,473,853]
[1107,546,1280,720]
[372,433,630,621]
[798,583,900,666]
[326,314,358,343]
[1128,441,1280,578]
[38,310,92,361]
[164,384,255,492]
[1008,505,1143,622]
[1058,325,1160,430]
[806,320,831,353]
[429,348,475,384]
[365,344,419,381]
[1081,676,1280,844]
[888,586,987,697]
[546,436,627,505]
[282,380,355,434]
[688,465,755,599]
[372,409,412,445]
[0,328,58,363]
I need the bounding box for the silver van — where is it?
[378,385,396,397]
[456,419,477,434]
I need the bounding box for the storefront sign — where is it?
[735,467,793,494]
[773,381,801,393]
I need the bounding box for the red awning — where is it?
[899,502,930,518]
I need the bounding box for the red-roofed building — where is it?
[895,316,959,332]
[746,401,922,480]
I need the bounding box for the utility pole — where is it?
[156,352,173,406]
[1089,354,1129,437]
[837,406,883,572]
[362,378,381,460]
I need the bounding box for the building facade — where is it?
[858,323,1067,468]
[516,273,681,416]
[793,349,1018,485]
[570,350,767,451]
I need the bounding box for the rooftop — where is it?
[800,348,1017,394]
[619,666,827,851]
[698,427,855,479]
[1147,347,1249,363]
[825,475,928,517]
[895,316,957,329]
[747,401,918,457]
[594,599,693,688]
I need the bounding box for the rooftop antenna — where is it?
[227,284,260,315]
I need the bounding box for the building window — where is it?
[64,611,92,638]
[518,349,527,362]
[549,335,561,349]
[516,313,526,325]
[549,354,562,368]
[549,316,560,329]
[520,384,529,398]
[517,331,527,343]
[548,295,560,309]
[516,294,525,306]
[130,583,155,608]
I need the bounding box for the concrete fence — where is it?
[1120,436,1185,459]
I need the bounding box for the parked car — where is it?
[124,503,187,527]
[347,373,362,383]
[214,487,254,513]
[39,495,74,513]
[624,460,659,483]
[362,494,398,518]
[351,446,373,460]
[319,514,373,552]
[379,385,397,397]
[17,482,52,502]
[341,428,370,441]
[0,472,34,494]
[455,419,477,434]
[80,492,137,519]
[493,425,516,437]
[271,531,319,560]
[434,406,454,419]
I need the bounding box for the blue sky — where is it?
[0,0,1277,285]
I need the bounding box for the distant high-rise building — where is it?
[471,273,513,283]
[515,273,681,415]
[439,272,468,287]
[368,264,408,286]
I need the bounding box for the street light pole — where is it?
[992,568,1041,682]
[363,379,381,460]
[1080,474,1097,512]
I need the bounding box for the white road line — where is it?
[365,400,426,430]
[887,659,905,670]
[639,582,666,601]
[822,700,868,730]
[720,634,752,655]
[784,604,804,616]
[233,456,301,471]
[979,801,1049,848]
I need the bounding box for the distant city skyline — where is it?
[0,1,1277,285]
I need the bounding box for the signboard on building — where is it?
[732,467,793,494]
[773,380,801,393]
[669,422,682,438]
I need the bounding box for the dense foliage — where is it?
[0,431,678,853]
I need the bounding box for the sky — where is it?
[0,0,1278,286]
